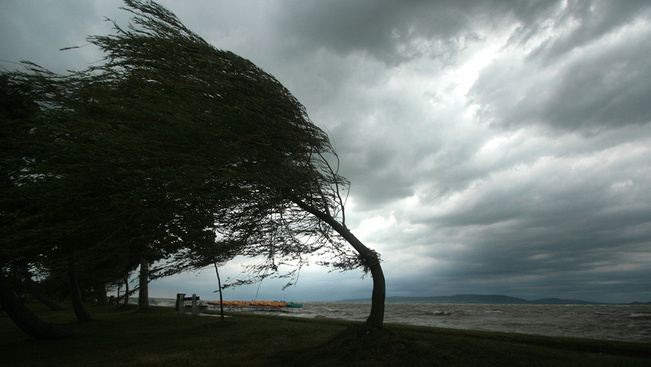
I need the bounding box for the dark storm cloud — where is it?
[327,107,421,210]
[470,0,651,132]
[276,0,462,64]
[273,0,535,65]
[543,38,651,130]
[273,0,635,66]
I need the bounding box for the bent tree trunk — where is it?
[293,199,386,329]
[22,268,64,311]
[0,273,69,339]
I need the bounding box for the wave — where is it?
[628,313,651,319]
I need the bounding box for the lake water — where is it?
[150,298,651,343]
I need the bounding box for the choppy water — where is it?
[313,303,651,343]
[151,299,651,343]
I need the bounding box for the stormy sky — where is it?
[2,0,650,303]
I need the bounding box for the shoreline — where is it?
[149,298,651,343]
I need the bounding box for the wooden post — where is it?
[191,294,198,315]
[176,293,185,314]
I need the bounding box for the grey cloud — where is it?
[470,19,651,132]
[272,0,644,67]
[0,0,123,73]
[523,0,651,62]
[542,38,651,130]
[392,127,651,302]
[273,0,511,65]
[426,207,651,303]
[403,221,651,302]
[423,138,651,233]
[331,120,416,211]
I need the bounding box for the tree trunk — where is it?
[138,259,149,311]
[22,268,64,311]
[115,281,121,306]
[93,281,108,305]
[293,199,386,329]
[122,276,130,307]
[0,273,69,339]
[68,260,93,322]
[214,263,225,321]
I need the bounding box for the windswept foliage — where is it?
[78,0,365,284]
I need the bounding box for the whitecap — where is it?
[628,313,651,319]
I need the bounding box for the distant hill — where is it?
[529,298,598,305]
[337,294,601,305]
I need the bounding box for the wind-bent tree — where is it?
[84,0,386,328]
[2,0,386,333]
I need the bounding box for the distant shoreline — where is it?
[336,294,651,305]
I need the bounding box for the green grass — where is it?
[1,303,649,366]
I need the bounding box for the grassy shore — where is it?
[1,303,649,366]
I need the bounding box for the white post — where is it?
[191,294,198,315]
